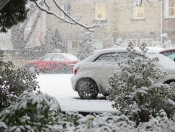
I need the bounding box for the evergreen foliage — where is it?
[50,29,66,52]
[107,43,175,126]
[77,30,96,60]
[44,29,66,53]
[0,0,27,32]
[0,0,39,32]
[0,58,39,111]
[0,91,62,132]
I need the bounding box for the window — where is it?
[125,39,138,47]
[94,52,143,63]
[118,52,143,60]
[160,49,175,61]
[61,4,71,19]
[133,5,144,20]
[72,40,79,49]
[41,54,53,60]
[165,0,175,18]
[140,38,153,47]
[52,54,64,61]
[25,17,32,30]
[94,52,117,62]
[95,2,106,20]
[68,40,79,52]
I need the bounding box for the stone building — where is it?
[45,0,175,54]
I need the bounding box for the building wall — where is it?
[45,0,175,54]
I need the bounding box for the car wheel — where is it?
[77,78,98,99]
[28,65,36,73]
[102,93,109,97]
[61,65,71,74]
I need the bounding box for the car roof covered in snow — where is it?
[93,47,165,55]
[46,53,79,61]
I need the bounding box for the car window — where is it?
[40,54,53,60]
[94,52,143,63]
[160,50,175,61]
[94,52,117,62]
[167,54,175,61]
[117,52,143,61]
[52,54,64,60]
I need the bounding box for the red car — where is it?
[25,53,80,73]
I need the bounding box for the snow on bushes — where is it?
[1,44,175,131]
[107,42,175,126]
[0,59,39,111]
[0,91,63,132]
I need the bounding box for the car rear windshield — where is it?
[64,53,79,61]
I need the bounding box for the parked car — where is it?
[159,48,175,61]
[71,48,175,99]
[133,47,175,61]
[25,53,80,73]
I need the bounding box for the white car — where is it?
[71,48,175,99]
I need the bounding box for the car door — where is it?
[92,52,119,92]
[37,54,53,70]
[51,54,64,70]
[93,51,137,92]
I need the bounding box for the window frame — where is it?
[164,0,175,18]
[94,52,116,62]
[61,3,71,19]
[25,17,32,30]
[95,1,107,20]
[125,39,138,47]
[68,40,79,52]
[133,4,144,20]
[140,38,153,47]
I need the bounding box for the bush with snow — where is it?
[0,59,39,111]
[1,91,175,131]
[0,91,73,132]
[107,42,175,126]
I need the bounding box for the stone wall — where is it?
[45,0,175,53]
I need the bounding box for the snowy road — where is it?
[37,74,116,112]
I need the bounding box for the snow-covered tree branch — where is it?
[34,0,106,31]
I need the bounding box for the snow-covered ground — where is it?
[37,73,116,112]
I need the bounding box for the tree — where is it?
[0,0,29,32]
[77,30,96,60]
[0,0,105,33]
[44,29,66,53]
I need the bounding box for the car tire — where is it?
[77,78,99,99]
[28,65,36,73]
[61,65,71,74]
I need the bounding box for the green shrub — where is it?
[0,59,39,111]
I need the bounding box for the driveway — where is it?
[37,74,116,112]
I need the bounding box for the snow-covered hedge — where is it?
[0,59,39,111]
[0,91,175,132]
[107,42,175,126]
[1,44,175,131]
